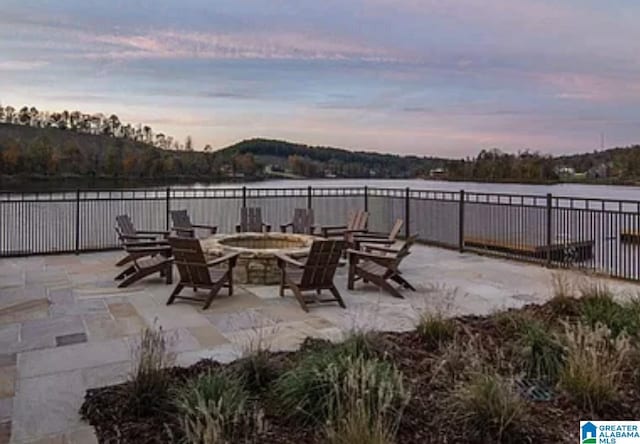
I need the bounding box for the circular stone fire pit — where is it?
[201,232,316,285]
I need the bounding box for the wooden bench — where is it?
[621,231,640,244]
[464,236,594,263]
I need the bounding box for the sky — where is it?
[1,0,640,157]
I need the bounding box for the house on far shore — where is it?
[555,166,576,178]
[429,168,447,178]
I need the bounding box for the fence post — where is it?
[546,193,553,266]
[459,190,465,252]
[363,186,368,212]
[404,187,410,238]
[75,189,80,254]
[242,186,247,208]
[165,187,171,231]
[307,186,312,210]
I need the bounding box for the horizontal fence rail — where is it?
[1,186,640,281]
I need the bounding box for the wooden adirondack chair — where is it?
[280,208,315,234]
[275,240,347,312]
[236,207,272,232]
[115,241,173,288]
[114,215,169,267]
[115,214,169,242]
[170,209,217,238]
[347,235,417,299]
[320,210,369,239]
[351,219,404,250]
[167,237,240,309]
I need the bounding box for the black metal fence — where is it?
[1,186,640,281]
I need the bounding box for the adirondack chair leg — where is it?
[227,270,234,296]
[115,265,135,280]
[347,263,355,290]
[289,283,309,312]
[374,276,405,298]
[203,278,226,310]
[391,274,415,291]
[165,263,173,284]
[329,285,346,309]
[279,271,286,297]
[167,284,184,305]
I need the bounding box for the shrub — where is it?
[446,372,527,443]
[125,324,175,417]
[430,334,488,386]
[493,310,532,337]
[559,321,631,412]
[274,351,409,429]
[325,355,410,444]
[336,329,380,359]
[548,272,580,316]
[236,326,279,393]
[515,319,565,383]
[580,286,640,337]
[175,371,256,443]
[417,311,455,350]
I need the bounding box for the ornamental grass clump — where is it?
[125,324,175,417]
[446,372,527,443]
[579,282,640,338]
[274,348,410,439]
[417,311,455,351]
[515,319,565,383]
[559,321,631,412]
[174,371,257,444]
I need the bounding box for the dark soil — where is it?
[80,299,640,443]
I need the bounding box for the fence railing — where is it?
[1,186,639,281]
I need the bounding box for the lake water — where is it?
[186,178,640,201]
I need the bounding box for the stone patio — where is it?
[0,245,638,443]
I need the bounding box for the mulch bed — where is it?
[80,299,640,443]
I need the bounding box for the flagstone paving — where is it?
[0,246,639,443]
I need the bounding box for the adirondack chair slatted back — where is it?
[392,235,417,268]
[300,240,345,288]
[349,211,369,231]
[116,215,137,236]
[169,237,212,286]
[292,208,314,234]
[171,210,193,230]
[388,219,404,241]
[240,207,264,232]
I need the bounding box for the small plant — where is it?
[236,325,279,393]
[325,355,410,444]
[516,319,565,383]
[125,324,175,417]
[493,309,532,337]
[559,321,631,412]
[337,329,379,359]
[430,333,488,386]
[274,349,409,429]
[446,372,527,443]
[580,285,640,337]
[548,272,579,316]
[175,371,256,444]
[417,311,455,350]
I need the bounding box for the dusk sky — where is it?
[1,0,639,157]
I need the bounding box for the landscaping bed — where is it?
[80,277,640,443]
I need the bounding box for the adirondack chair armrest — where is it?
[120,233,157,241]
[363,244,400,254]
[235,224,242,232]
[346,248,395,263]
[280,222,293,232]
[274,253,305,269]
[263,223,272,232]
[127,245,172,254]
[123,239,169,247]
[191,224,217,233]
[172,227,195,235]
[206,252,240,267]
[353,231,387,239]
[345,228,368,234]
[137,229,170,237]
[354,238,393,246]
